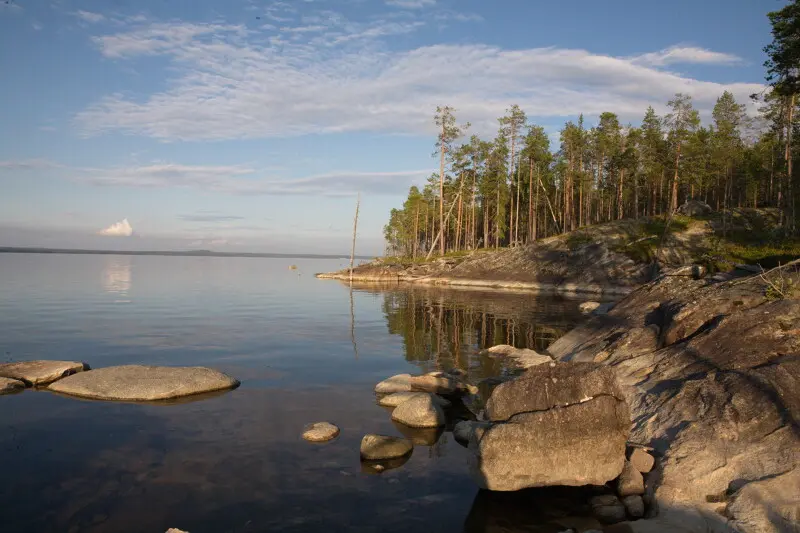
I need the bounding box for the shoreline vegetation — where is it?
[0,246,371,261]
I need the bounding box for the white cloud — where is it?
[32,22,43,31]
[386,0,436,8]
[632,46,741,67]
[0,159,59,170]
[74,16,760,141]
[98,219,134,236]
[74,10,106,23]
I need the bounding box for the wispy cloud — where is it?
[632,45,742,67]
[98,218,133,236]
[0,159,60,170]
[74,10,106,24]
[386,0,436,8]
[74,15,762,142]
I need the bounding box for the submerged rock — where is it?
[0,377,25,395]
[374,373,413,394]
[469,362,630,491]
[359,434,413,460]
[48,365,239,401]
[391,394,445,428]
[302,422,340,442]
[360,454,411,475]
[0,360,88,386]
[391,420,443,446]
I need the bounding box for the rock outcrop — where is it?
[48,365,239,401]
[468,362,630,491]
[547,262,800,532]
[0,360,88,386]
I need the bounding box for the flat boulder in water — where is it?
[302,422,340,442]
[48,365,239,401]
[0,377,25,395]
[0,360,88,386]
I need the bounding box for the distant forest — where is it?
[383,2,800,257]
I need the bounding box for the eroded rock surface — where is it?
[391,394,445,428]
[48,365,239,401]
[0,360,88,386]
[547,262,800,533]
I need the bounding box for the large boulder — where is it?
[47,365,239,401]
[0,360,88,386]
[547,265,800,532]
[391,394,445,428]
[0,377,25,395]
[469,362,630,491]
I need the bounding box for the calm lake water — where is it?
[0,254,600,533]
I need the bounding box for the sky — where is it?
[0,0,780,255]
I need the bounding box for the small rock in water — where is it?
[374,373,413,394]
[302,422,340,442]
[360,434,413,460]
[627,447,655,473]
[622,495,644,518]
[166,529,189,533]
[617,460,645,496]
[0,377,25,395]
[408,374,461,395]
[0,360,88,386]
[391,394,445,428]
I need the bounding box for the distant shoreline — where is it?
[0,246,372,260]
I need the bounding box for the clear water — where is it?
[0,254,598,533]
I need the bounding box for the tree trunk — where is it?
[413,204,419,259]
[528,157,534,242]
[671,143,681,213]
[617,168,625,220]
[439,121,446,255]
[515,162,521,244]
[787,93,796,230]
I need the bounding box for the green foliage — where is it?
[565,232,594,250]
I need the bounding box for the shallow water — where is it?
[0,254,602,533]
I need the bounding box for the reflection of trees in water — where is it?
[366,285,583,379]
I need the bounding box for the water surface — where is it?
[0,254,598,533]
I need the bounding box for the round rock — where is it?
[622,495,644,518]
[627,447,655,473]
[617,460,645,497]
[0,377,25,395]
[391,394,445,428]
[360,434,413,460]
[48,365,240,402]
[374,373,413,394]
[302,422,340,442]
[0,360,88,386]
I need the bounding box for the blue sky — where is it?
[0,0,777,255]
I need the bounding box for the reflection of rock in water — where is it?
[360,454,411,475]
[102,256,132,296]
[463,487,605,533]
[391,420,443,446]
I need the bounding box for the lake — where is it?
[0,254,600,533]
